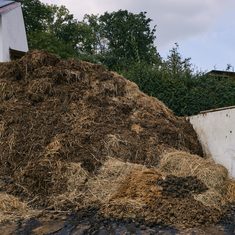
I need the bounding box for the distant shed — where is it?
[206,70,235,80]
[0,0,28,62]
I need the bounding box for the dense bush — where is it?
[117,45,235,116]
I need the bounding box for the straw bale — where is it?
[159,151,211,177]
[86,157,147,202]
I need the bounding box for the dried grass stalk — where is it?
[193,189,223,208]
[159,151,229,191]
[159,151,230,207]
[45,140,63,156]
[223,179,235,203]
[0,193,37,223]
[86,157,147,203]
[65,162,89,193]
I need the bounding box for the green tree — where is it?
[17,0,94,59]
[119,43,235,117]
[48,5,92,53]
[83,10,160,70]
[16,0,53,33]
[161,43,192,77]
[83,14,105,54]
[27,30,76,59]
[99,10,156,61]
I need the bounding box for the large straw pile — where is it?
[0,49,202,198]
[0,50,234,228]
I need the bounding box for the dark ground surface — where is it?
[1,204,235,235]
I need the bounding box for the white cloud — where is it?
[41,0,235,51]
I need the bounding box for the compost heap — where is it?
[0,50,232,228]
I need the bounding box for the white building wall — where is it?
[188,107,235,179]
[0,15,2,62]
[0,4,28,62]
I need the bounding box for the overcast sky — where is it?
[40,0,235,72]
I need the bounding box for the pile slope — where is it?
[1,50,231,229]
[0,49,202,197]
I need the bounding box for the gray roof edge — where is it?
[0,2,20,15]
[0,1,15,8]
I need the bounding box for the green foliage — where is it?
[48,5,92,52]
[83,10,160,70]
[83,14,105,54]
[17,0,94,59]
[99,10,156,61]
[16,0,53,33]
[27,30,76,60]
[118,44,235,116]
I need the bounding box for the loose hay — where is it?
[224,179,235,203]
[111,168,167,207]
[159,151,230,207]
[65,162,89,193]
[193,189,223,208]
[86,157,147,203]
[47,157,148,209]
[44,162,89,210]
[0,193,37,223]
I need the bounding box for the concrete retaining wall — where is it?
[188,107,235,179]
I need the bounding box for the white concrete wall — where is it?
[0,4,28,62]
[0,14,2,62]
[188,108,235,179]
